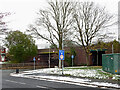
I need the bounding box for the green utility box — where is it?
[102,53,120,74]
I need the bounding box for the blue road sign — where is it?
[33,57,36,61]
[71,55,74,59]
[59,50,64,60]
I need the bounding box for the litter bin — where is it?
[102,53,120,74]
[16,69,19,74]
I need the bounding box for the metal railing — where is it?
[1,62,49,69]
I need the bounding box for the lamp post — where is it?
[112,44,114,53]
[47,42,50,68]
[62,33,64,75]
[49,46,50,68]
[97,50,98,66]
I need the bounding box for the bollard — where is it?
[16,69,19,74]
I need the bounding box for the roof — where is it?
[39,51,71,54]
[90,49,107,52]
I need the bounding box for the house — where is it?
[0,46,6,62]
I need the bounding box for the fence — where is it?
[1,62,50,69]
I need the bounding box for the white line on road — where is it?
[5,80,26,85]
[36,85,47,88]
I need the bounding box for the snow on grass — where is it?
[24,67,119,80]
[19,66,120,80]
[10,66,120,89]
[10,68,120,89]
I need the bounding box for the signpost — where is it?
[59,50,64,75]
[71,55,74,67]
[59,50,64,60]
[33,57,36,70]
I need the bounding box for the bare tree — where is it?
[0,12,10,34]
[27,0,75,68]
[27,0,75,50]
[0,12,10,47]
[72,2,114,65]
[119,34,120,42]
[118,2,120,42]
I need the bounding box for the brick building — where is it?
[31,47,108,67]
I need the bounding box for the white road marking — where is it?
[5,80,26,85]
[36,85,47,88]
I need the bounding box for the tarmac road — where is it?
[1,69,108,90]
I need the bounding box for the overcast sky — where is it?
[0,0,119,49]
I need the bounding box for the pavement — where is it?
[10,69,120,90]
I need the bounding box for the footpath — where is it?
[10,68,120,90]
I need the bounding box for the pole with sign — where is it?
[33,57,36,70]
[71,55,74,67]
[59,50,64,75]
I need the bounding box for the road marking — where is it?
[36,85,47,88]
[5,80,26,85]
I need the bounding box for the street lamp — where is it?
[49,45,50,68]
[47,42,50,68]
[112,44,114,53]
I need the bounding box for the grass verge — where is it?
[63,66,120,80]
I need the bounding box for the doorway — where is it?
[90,50,105,66]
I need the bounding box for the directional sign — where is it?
[33,57,36,61]
[71,55,74,59]
[59,50,64,60]
[71,55,74,67]
[33,57,36,70]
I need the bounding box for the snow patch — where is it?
[10,67,120,89]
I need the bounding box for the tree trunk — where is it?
[58,36,62,68]
[83,46,90,66]
[85,53,90,66]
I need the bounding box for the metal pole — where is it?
[59,60,61,68]
[112,44,114,53]
[97,50,98,66]
[34,60,35,70]
[49,46,50,68]
[62,60,63,74]
[72,58,73,67]
[62,33,64,75]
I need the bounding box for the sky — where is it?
[0,0,119,49]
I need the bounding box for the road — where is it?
[1,69,108,90]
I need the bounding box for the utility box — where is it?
[102,53,120,74]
